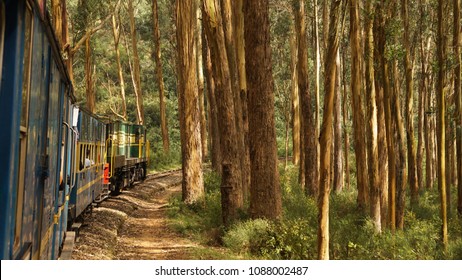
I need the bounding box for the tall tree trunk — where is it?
[128,0,145,125]
[220,0,247,202]
[294,0,318,197]
[318,0,345,260]
[392,60,408,230]
[244,0,282,220]
[291,28,301,166]
[85,37,95,113]
[436,0,448,250]
[402,0,418,207]
[365,0,381,232]
[202,29,222,174]
[350,0,368,210]
[196,7,207,161]
[152,0,170,152]
[373,10,389,228]
[417,0,427,195]
[176,0,204,204]
[454,0,462,217]
[422,34,434,190]
[333,49,344,193]
[342,51,350,191]
[374,1,396,231]
[314,0,321,170]
[203,0,243,225]
[51,0,62,45]
[233,0,251,201]
[112,13,127,121]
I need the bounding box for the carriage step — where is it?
[59,231,76,260]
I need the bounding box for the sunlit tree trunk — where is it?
[402,0,418,207]
[85,37,95,113]
[453,0,462,217]
[436,0,448,250]
[128,0,145,125]
[196,7,207,161]
[333,49,344,193]
[244,0,282,220]
[112,13,127,121]
[176,0,204,204]
[152,0,169,152]
[318,0,345,260]
[314,0,321,168]
[290,27,300,166]
[203,0,243,225]
[349,0,368,210]
[373,8,389,228]
[220,0,247,201]
[365,0,381,232]
[392,60,408,230]
[342,51,350,191]
[233,0,251,200]
[294,0,318,197]
[374,1,395,232]
[51,0,62,45]
[421,29,434,190]
[202,29,222,174]
[417,0,427,195]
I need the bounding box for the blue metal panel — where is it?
[56,84,69,257]
[37,43,54,260]
[0,0,25,260]
[46,61,62,260]
[23,16,50,259]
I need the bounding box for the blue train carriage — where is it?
[0,0,75,259]
[68,108,107,222]
[106,121,149,194]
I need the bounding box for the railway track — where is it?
[147,168,183,180]
[70,167,189,260]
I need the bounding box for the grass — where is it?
[165,163,462,260]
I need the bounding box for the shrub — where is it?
[223,219,271,255]
[261,219,317,260]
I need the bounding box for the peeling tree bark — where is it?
[176,0,204,204]
[318,0,345,260]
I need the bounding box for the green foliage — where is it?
[167,164,462,260]
[223,219,271,256]
[149,148,181,172]
[167,171,223,246]
[261,219,317,260]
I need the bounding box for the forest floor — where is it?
[71,170,202,260]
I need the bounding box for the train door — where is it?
[12,1,34,260]
[49,70,65,260]
[38,57,61,260]
[56,85,70,258]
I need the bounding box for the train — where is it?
[0,0,149,260]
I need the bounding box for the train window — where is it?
[14,3,33,253]
[78,144,83,171]
[0,3,5,82]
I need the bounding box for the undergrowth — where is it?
[167,164,462,260]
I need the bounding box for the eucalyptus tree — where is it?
[245,0,282,220]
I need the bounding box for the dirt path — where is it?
[71,171,200,260]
